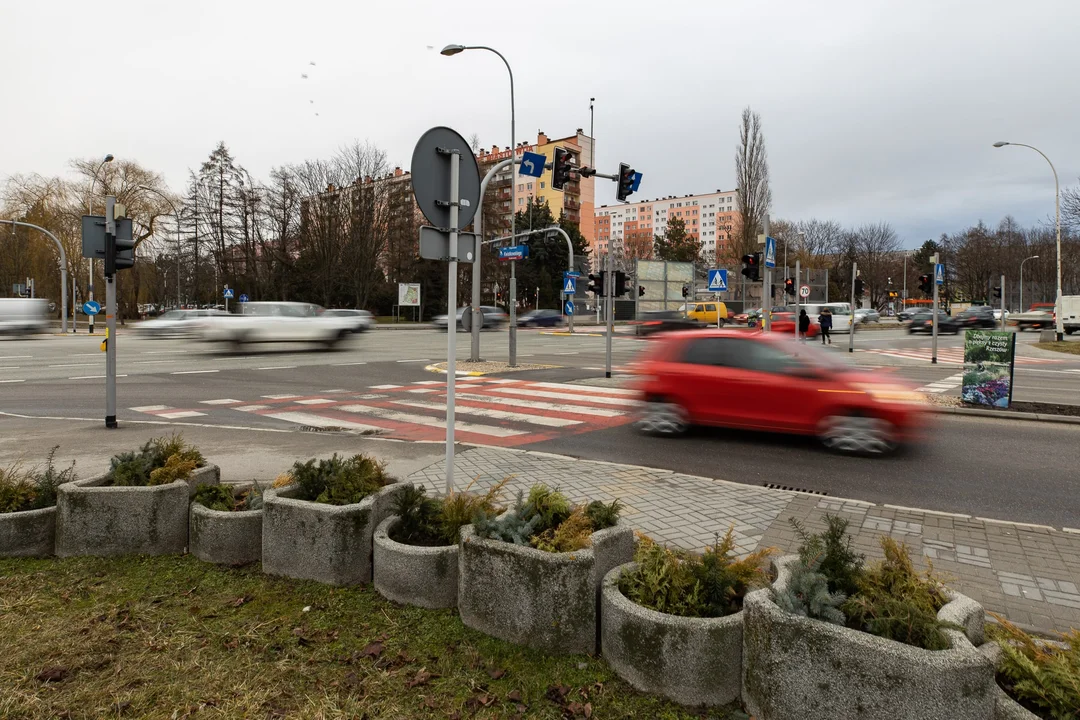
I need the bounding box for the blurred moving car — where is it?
[790,303,856,333]
[200,301,358,348]
[770,312,820,338]
[854,308,881,324]
[1010,310,1055,331]
[631,310,705,336]
[632,330,928,455]
[898,308,917,323]
[732,308,759,325]
[955,305,997,329]
[685,301,729,327]
[992,308,1010,323]
[908,311,961,334]
[135,308,229,338]
[322,308,374,333]
[518,308,563,328]
[0,298,49,335]
[434,306,508,331]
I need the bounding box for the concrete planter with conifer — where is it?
[189,484,263,566]
[0,506,56,558]
[741,555,995,720]
[976,642,1044,720]
[373,514,460,609]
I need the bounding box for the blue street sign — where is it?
[498,245,528,261]
[631,172,642,192]
[223,288,234,299]
[563,276,577,294]
[82,301,101,316]
[707,269,728,292]
[764,236,777,269]
[519,151,545,178]
[239,293,249,303]
[564,300,575,316]
[563,271,581,277]
[935,263,944,286]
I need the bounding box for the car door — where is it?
[671,337,761,426]
[731,340,824,432]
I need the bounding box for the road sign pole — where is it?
[445,150,460,495]
[1000,273,1006,330]
[605,252,614,378]
[762,215,771,332]
[105,196,118,429]
[848,262,857,354]
[509,260,517,368]
[931,254,939,365]
[795,259,801,342]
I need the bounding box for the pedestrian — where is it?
[819,307,833,344]
[798,309,810,341]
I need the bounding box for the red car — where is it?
[769,311,820,338]
[632,330,930,455]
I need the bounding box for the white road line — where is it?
[294,398,334,405]
[172,369,219,375]
[369,384,402,389]
[333,361,368,366]
[69,353,104,357]
[264,412,384,433]
[528,381,640,396]
[413,380,445,385]
[336,404,526,437]
[70,374,127,380]
[134,360,178,365]
[49,363,97,368]
[396,358,431,363]
[199,399,242,405]
[0,379,26,383]
[321,389,350,393]
[393,399,581,427]
[554,351,579,355]
[455,392,625,417]
[257,366,297,370]
[485,379,519,384]
[222,355,266,360]
[0,366,21,370]
[486,386,640,407]
[130,405,170,412]
[142,350,189,355]
[156,410,207,419]
[234,404,270,412]
[262,394,300,399]
[0,355,32,359]
[406,388,439,394]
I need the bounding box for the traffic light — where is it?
[616,163,636,202]
[681,284,690,298]
[854,277,865,297]
[918,274,931,296]
[613,271,631,297]
[992,286,1002,300]
[587,272,606,295]
[784,278,795,297]
[107,206,135,275]
[638,285,645,297]
[551,147,576,191]
[740,253,760,281]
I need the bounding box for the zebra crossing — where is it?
[858,347,1063,365]
[128,378,641,446]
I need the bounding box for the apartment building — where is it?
[593,189,739,261]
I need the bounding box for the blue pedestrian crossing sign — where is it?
[563,276,577,294]
[935,263,944,285]
[764,236,777,269]
[707,269,728,292]
[223,287,234,299]
[564,300,575,316]
[520,151,545,178]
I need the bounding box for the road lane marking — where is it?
[49,363,97,368]
[263,412,384,433]
[0,379,25,383]
[406,388,439,394]
[413,380,444,385]
[199,399,242,405]
[336,404,526,437]
[528,381,640,396]
[142,350,189,355]
[235,404,270,411]
[70,375,127,379]
[134,360,178,364]
[261,394,300,399]
[333,361,367,366]
[0,366,21,370]
[294,398,334,405]
[130,405,170,412]
[369,384,402,390]
[156,410,207,419]
[0,355,32,359]
[257,366,297,370]
[396,358,431,363]
[454,392,625,417]
[171,370,219,374]
[393,399,581,427]
[486,386,640,407]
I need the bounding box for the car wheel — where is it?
[908,328,915,334]
[325,329,348,349]
[818,413,895,456]
[635,399,689,436]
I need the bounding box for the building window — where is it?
[518,184,524,191]
[540,182,546,189]
[518,198,523,205]
[527,183,533,190]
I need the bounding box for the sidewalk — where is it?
[409,446,1080,635]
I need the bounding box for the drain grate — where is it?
[296,425,382,436]
[764,483,827,496]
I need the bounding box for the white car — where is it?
[0,298,49,335]
[135,309,228,338]
[200,302,359,348]
[322,308,374,333]
[992,308,1009,322]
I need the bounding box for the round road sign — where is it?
[799,285,811,298]
[411,126,481,231]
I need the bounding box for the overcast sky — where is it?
[2,0,1076,247]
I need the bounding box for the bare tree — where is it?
[851,222,901,309]
[1063,178,1080,233]
[734,107,772,257]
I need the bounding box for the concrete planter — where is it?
[0,506,56,557]
[742,555,995,720]
[262,481,403,586]
[373,514,459,609]
[458,522,634,655]
[189,486,262,566]
[978,642,1043,720]
[600,561,743,707]
[54,464,219,557]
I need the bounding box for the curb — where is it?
[930,406,1080,425]
[423,364,486,377]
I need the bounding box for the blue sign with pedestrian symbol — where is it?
[239,294,248,303]
[82,301,101,316]
[223,288,234,299]
[935,263,944,286]
[707,269,728,292]
[564,300,575,316]
[520,151,545,178]
[764,236,777,269]
[563,276,577,294]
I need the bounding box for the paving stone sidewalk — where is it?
[409,446,1080,635]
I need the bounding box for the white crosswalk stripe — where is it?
[486,386,640,407]
[392,399,582,427]
[264,412,383,432]
[336,404,527,437]
[453,392,626,417]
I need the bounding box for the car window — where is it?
[680,337,800,374]
[705,304,716,312]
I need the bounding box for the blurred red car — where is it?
[631,330,929,455]
[769,311,820,338]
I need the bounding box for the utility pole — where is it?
[848,262,857,354]
[1000,273,1006,330]
[795,259,801,342]
[444,150,461,494]
[105,197,118,428]
[762,214,771,332]
[605,252,614,377]
[931,253,939,365]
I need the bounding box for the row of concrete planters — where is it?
[600,561,743,707]
[373,514,459,609]
[262,481,403,586]
[0,506,56,558]
[458,522,634,655]
[55,465,220,557]
[189,484,262,566]
[742,555,995,720]
[977,643,1041,720]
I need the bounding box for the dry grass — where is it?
[0,556,723,720]
[1034,341,1080,356]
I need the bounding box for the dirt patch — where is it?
[1005,401,1080,418]
[1033,341,1080,356]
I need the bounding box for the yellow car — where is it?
[685,301,729,326]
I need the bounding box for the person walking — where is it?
[798,309,810,342]
[819,307,833,344]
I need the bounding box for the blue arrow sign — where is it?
[498,245,528,261]
[564,300,575,316]
[631,172,642,192]
[764,236,777,269]
[519,151,545,178]
[935,263,944,285]
[707,269,728,292]
[563,276,577,294]
[239,294,249,303]
[82,301,101,316]
[223,288,234,299]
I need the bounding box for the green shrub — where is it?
[288,454,391,506]
[194,484,237,512]
[526,484,571,532]
[989,615,1080,720]
[391,478,508,547]
[791,514,864,596]
[772,551,848,625]
[0,466,36,514]
[437,477,506,544]
[530,506,593,553]
[620,529,773,618]
[473,484,622,554]
[108,434,204,487]
[0,448,77,513]
[585,499,623,531]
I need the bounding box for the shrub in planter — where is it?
[189,483,264,566]
[55,434,218,557]
[986,615,1080,720]
[262,454,402,586]
[0,448,76,557]
[458,485,633,655]
[373,479,505,609]
[602,530,772,707]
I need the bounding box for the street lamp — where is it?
[1020,254,1039,314]
[87,154,114,334]
[993,141,1063,340]
[441,43,518,365]
[139,186,182,309]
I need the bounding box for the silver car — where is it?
[135,308,228,338]
[854,308,881,324]
[322,309,374,333]
[434,306,508,331]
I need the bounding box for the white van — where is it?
[0,298,49,335]
[789,302,856,333]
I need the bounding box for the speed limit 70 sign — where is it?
[799,285,810,298]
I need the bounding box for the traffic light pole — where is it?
[848,262,857,354]
[931,253,939,365]
[795,259,801,342]
[445,151,460,494]
[1000,274,1006,330]
[105,196,118,429]
[762,215,771,333]
[605,253,614,378]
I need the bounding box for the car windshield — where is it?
[159,310,184,320]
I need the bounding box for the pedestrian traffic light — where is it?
[854,277,864,297]
[681,284,690,298]
[918,274,931,296]
[613,271,631,297]
[740,253,760,281]
[992,285,1002,300]
[107,207,135,276]
[616,163,636,203]
[638,285,645,297]
[784,278,795,297]
[551,147,576,191]
[587,272,605,295]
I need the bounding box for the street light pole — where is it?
[1020,254,1039,314]
[139,186,182,309]
[88,154,114,334]
[993,141,1063,340]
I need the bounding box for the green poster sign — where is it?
[961,329,1016,408]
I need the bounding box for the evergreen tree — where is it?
[654,217,701,263]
